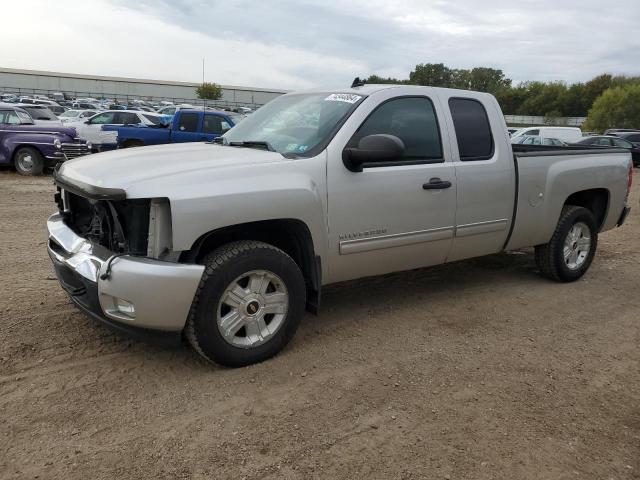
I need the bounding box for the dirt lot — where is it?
[0,170,639,480]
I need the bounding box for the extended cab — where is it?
[47,85,633,367]
[102,109,241,148]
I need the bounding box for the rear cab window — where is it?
[177,113,200,132]
[448,98,494,161]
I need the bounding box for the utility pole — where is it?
[202,58,206,110]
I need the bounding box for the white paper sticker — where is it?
[324,93,362,104]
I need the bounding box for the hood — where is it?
[57,142,286,194]
[4,124,77,137]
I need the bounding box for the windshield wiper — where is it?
[211,137,276,152]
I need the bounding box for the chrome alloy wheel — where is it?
[563,221,591,270]
[16,152,34,172]
[216,270,289,348]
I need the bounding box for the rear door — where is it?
[171,112,203,143]
[440,94,516,262]
[326,91,457,283]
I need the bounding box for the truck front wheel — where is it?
[535,205,598,282]
[186,240,306,367]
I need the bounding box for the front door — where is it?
[172,112,204,143]
[326,93,457,284]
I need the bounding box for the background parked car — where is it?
[615,131,640,145]
[1,93,19,103]
[103,108,237,148]
[603,128,640,136]
[572,135,640,166]
[71,101,102,110]
[67,110,168,150]
[58,109,98,124]
[511,135,568,146]
[12,104,63,126]
[0,105,91,175]
[511,126,583,143]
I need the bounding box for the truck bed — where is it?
[506,145,631,251]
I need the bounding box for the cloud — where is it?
[1,0,639,90]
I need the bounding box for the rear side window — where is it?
[23,106,57,121]
[348,97,443,162]
[178,113,199,132]
[449,98,494,161]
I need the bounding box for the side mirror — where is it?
[342,134,405,172]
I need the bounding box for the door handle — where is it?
[422,177,452,190]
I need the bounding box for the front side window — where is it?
[0,110,21,124]
[449,98,494,161]
[595,138,612,146]
[347,97,443,162]
[177,113,200,132]
[89,112,116,124]
[624,134,640,142]
[223,92,364,156]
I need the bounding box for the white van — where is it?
[512,126,583,143]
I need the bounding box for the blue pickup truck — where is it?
[102,109,241,148]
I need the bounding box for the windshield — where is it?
[222,92,364,155]
[60,110,80,118]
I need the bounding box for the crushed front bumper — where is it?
[47,213,204,344]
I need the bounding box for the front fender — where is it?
[171,171,327,258]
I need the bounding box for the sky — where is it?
[1,0,639,90]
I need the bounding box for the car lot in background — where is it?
[511,135,568,146]
[572,135,640,166]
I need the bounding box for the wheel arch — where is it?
[563,188,610,231]
[180,219,322,313]
[11,143,45,164]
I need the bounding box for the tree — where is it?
[409,63,454,87]
[196,82,222,100]
[583,83,640,132]
[467,67,511,95]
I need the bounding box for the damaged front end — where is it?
[47,171,204,338]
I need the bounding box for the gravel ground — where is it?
[0,169,639,480]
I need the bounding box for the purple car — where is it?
[0,105,92,176]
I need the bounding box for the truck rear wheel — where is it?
[14,147,44,176]
[535,205,598,282]
[186,240,306,367]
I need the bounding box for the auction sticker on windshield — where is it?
[324,94,362,103]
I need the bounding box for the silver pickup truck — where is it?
[47,84,633,367]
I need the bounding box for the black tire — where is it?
[13,147,44,176]
[535,205,598,282]
[186,240,306,367]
